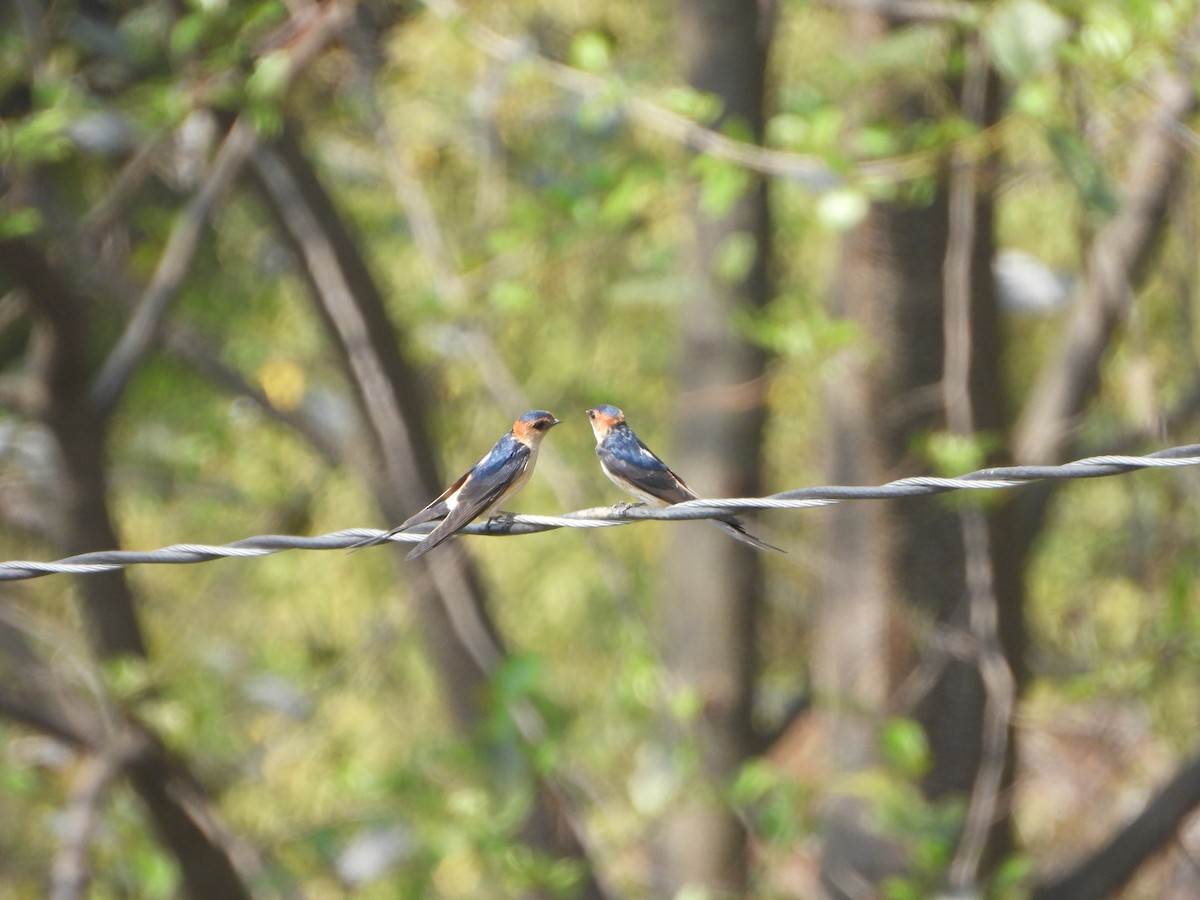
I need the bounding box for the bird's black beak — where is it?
[551,417,562,426]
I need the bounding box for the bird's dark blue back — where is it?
[602,425,670,472]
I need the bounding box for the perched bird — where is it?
[359,410,561,559]
[585,404,782,553]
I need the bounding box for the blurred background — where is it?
[1,0,1199,897]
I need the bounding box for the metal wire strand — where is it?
[2,444,1198,581]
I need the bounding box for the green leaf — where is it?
[691,155,752,217]
[816,188,869,232]
[918,430,993,477]
[1045,126,1119,220]
[574,90,622,133]
[492,652,544,703]
[714,232,758,284]
[247,50,291,100]
[853,123,901,158]
[881,876,924,900]
[766,112,808,148]
[1079,5,1135,62]
[984,0,1071,81]
[246,99,283,136]
[1013,80,1055,117]
[880,718,930,778]
[598,166,656,227]
[0,207,44,239]
[993,852,1034,896]
[912,831,951,875]
[132,846,177,897]
[171,12,210,57]
[569,31,612,72]
[731,759,779,804]
[735,303,859,361]
[1,108,73,165]
[668,685,702,722]
[101,656,155,701]
[488,281,538,312]
[661,86,723,123]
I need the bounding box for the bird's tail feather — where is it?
[711,518,785,553]
[348,507,446,552]
[347,532,393,551]
[404,524,457,560]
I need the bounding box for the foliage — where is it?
[1,0,1198,897]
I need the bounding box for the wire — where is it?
[2,444,1198,582]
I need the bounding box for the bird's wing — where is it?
[392,469,472,532]
[406,444,531,559]
[347,467,472,550]
[599,431,784,552]
[597,436,696,505]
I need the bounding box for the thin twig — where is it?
[49,753,123,900]
[88,0,355,417]
[80,127,174,234]
[345,25,626,520]
[1032,750,1200,899]
[1013,30,1200,464]
[418,0,935,189]
[812,0,977,23]
[88,119,260,417]
[161,319,345,466]
[942,38,1016,891]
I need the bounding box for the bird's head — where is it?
[512,410,561,447]
[585,404,626,440]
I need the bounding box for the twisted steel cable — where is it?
[2,444,1197,581]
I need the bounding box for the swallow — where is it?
[585,404,782,552]
[358,410,561,559]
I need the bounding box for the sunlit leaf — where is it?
[880,718,930,779]
[569,31,612,72]
[714,231,758,284]
[816,187,868,232]
[984,0,1071,81]
[691,155,753,217]
[0,207,44,238]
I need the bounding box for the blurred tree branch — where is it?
[342,15,632,559]
[1032,748,1200,900]
[941,37,1016,893]
[1013,62,1200,467]
[0,237,146,658]
[814,0,974,22]
[88,118,259,417]
[655,0,774,893]
[815,4,1017,891]
[999,23,1200,640]
[419,0,915,188]
[0,614,253,900]
[49,753,122,900]
[247,123,612,899]
[161,319,346,466]
[0,6,361,896]
[89,0,354,417]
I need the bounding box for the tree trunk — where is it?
[814,10,1021,892]
[657,0,773,893]
[0,236,254,899]
[0,238,145,659]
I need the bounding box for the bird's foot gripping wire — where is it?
[484,511,517,533]
[611,501,646,515]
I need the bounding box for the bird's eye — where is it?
[533,420,547,430]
